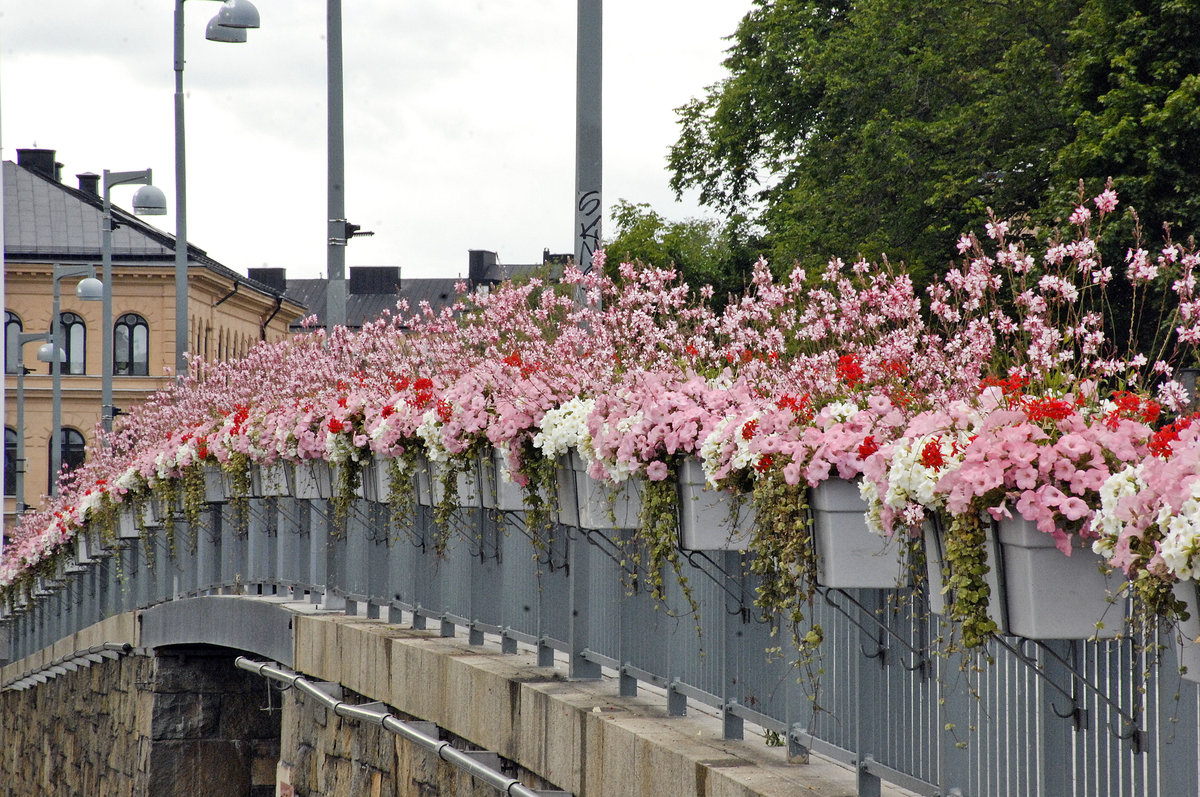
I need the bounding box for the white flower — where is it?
[825,400,859,423]
[416,409,450,463]
[534,397,595,459]
[1090,464,1144,558]
[883,433,971,511]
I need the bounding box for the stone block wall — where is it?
[278,684,560,797]
[0,647,280,796]
[0,655,152,796]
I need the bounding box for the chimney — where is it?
[468,250,498,284]
[77,172,100,197]
[348,266,401,295]
[248,268,289,294]
[17,148,62,182]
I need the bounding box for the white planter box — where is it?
[1172,581,1200,682]
[76,532,98,564]
[923,517,1007,634]
[362,453,393,503]
[997,517,1124,640]
[810,479,905,588]
[481,449,528,511]
[203,465,229,503]
[293,461,333,500]
[677,459,754,550]
[138,496,165,529]
[415,457,434,506]
[251,463,292,497]
[555,452,641,529]
[430,459,481,507]
[117,508,142,540]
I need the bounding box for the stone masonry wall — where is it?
[0,655,153,796]
[0,647,280,797]
[278,685,561,797]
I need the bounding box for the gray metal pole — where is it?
[50,275,62,497]
[174,0,190,379]
[326,0,348,331]
[100,168,157,435]
[101,177,114,434]
[574,0,602,274]
[14,333,49,515]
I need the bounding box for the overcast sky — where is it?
[1,1,752,280]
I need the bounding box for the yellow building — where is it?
[3,149,305,528]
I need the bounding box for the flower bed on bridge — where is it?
[6,186,1200,652]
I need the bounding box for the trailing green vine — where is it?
[942,513,998,650]
[517,448,558,554]
[227,453,253,536]
[329,457,363,536]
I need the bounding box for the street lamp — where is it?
[13,332,50,516]
[36,265,104,497]
[101,169,167,434]
[173,0,261,378]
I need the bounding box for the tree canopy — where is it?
[667,0,1200,281]
[604,200,761,309]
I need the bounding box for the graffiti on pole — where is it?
[576,189,601,273]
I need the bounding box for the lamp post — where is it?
[101,170,167,434]
[173,0,260,378]
[13,332,50,515]
[37,265,103,497]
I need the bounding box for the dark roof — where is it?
[284,275,462,331]
[2,159,290,301]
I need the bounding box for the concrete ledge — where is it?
[293,613,917,797]
[1,612,138,685]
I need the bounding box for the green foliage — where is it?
[605,199,762,307]
[670,0,1078,282]
[750,473,818,627]
[1052,0,1200,240]
[942,513,998,649]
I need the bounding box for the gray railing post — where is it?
[342,500,369,616]
[722,551,744,739]
[1037,640,1078,796]
[568,526,600,680]
[308,499,335,608]
[246,497,271,594]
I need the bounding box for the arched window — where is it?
[58,312,86,375]
[113,313,149,376]
[48,427,87,487]
[4,427,16,497]
[5,311,22,374]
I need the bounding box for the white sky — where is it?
[1,1,752,280]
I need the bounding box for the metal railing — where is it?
[3,493,1197,797]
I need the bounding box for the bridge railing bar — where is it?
[5,492,1200,797]
[234,656,570,797]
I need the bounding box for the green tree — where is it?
[1052,0,1200,240]
[604,199,761,307]
[669,0,1079,281]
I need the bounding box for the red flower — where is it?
[1022,396,1075,423]
[836,354,864,387]
[741,419,759,440]
[754,455,773,473]
[436,399,453,423]
[920,438,946,471]
[858,435,880,460]
[327,418,345,434]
